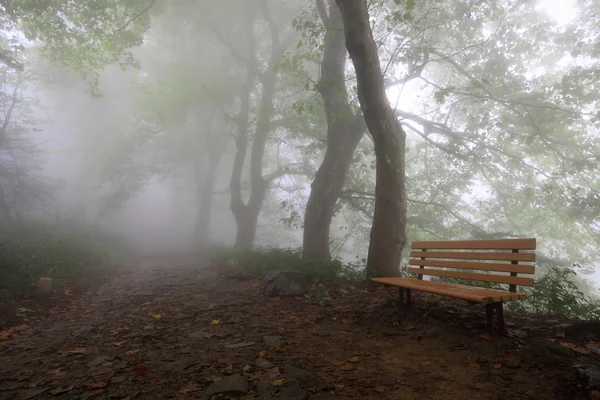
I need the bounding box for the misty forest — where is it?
[1,0,600,399]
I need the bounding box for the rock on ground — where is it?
[205,374,249,396]
[264,270,308,297]
[577,364,600,390]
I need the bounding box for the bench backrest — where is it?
[409,238,536,292]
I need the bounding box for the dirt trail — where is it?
[0,260,585,399]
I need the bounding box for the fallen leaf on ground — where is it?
[179,384,199,394]
[0,330,14,340]
[502,354,521,368]
[111,341,126,347]
[467,358,480,368]
[403,324,415,331]
[125,350,140,355]
[271,378,291,387]
[207,304,216,309]
[153,314,161,319]
[375,386,386,393]
[68,348,90,355]
[274,347,285,353]
[135,363,149,375]
[559,342,577,349]
[479,334,490,341]
[12,325,30,333]
[340,363,356,371]
[210,320,220,325]
[420,361,432,367]
[50,386,73,395]
[347,356,359,363]
[86,382,106,389]
[257,351,266,359]
[492,363,502,369]
[450,343,468,351]
[574,347,590,355]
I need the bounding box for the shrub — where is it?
[206,246,365,282]
[508,264,600,319]
[0,220,133,300]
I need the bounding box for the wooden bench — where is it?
[372,238,536,333]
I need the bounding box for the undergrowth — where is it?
[207,246,365,283]
[0,220,133,300]
[424,265,600,320]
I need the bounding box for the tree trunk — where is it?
[336,0,407,277]
[302,0,365,261]
[227,1,288,249]
[195,135,226,245]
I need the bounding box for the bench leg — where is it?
[486,303,494,331]
[485,302,505,334]
[398,288,405,307]
[496,302,504,333]
[406,289,412,308]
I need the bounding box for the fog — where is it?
[1,0,599,294]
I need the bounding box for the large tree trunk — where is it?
[302,0,365,261]
[336,0,407,277]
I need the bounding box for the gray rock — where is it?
[380,376,395,386]
[543,341,575,357]
[263,335,282,349]
[187,331,205,340]
[206,374,249,396]
[577,365,600,390]
[80,389,104,400]
[87,356,111,368]
[257,379,277,400]
[224,341,255,349]
[111,376,127,384]
[284,363,311,385]
[280,384,307,400]
[79,325,96,334]
[264,270,308,297]
[255,358,276,370]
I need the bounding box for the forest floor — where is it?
[0,259,596,400]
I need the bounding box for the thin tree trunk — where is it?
[195,135,226,245]
[303,0,365,261]
[336,0,407,277]
[227,0,290,249]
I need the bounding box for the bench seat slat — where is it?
[406,267,535,286]
[412,238,536,250]
[410,251,535,262]
[408,259,535,274]
[372,277,527,303]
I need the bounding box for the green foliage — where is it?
[206,246,365,283]
[431,263,600,320]
[6,0,163,95]
[0,221,133,300]
[509,265,600,320]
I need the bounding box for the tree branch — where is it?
[114,0,158,32]
[316,0,329,26]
